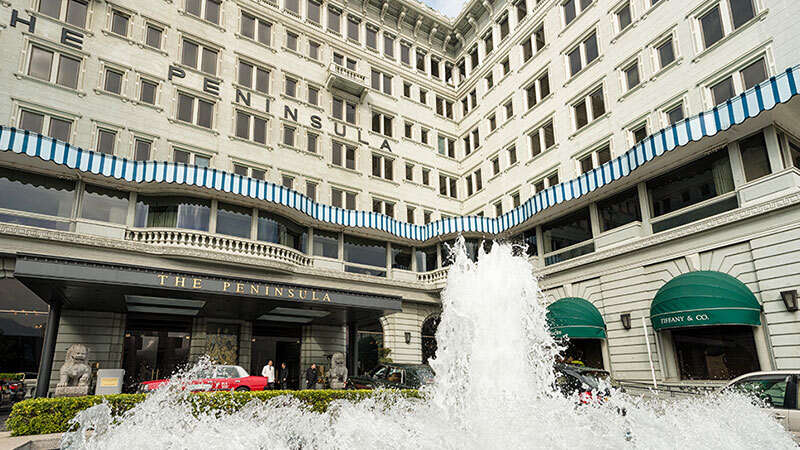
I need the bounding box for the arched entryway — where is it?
[421,315,440,364]
[546,297,607,369]
[651,271,764,380]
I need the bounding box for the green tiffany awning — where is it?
[546,297,606,339]
[651,271,762,331]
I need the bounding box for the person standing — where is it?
[261,360,275,390]
[278,362,289,390]
[305,363,318,390]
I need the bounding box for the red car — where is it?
[138,365,268,393]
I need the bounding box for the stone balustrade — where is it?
[125,228,313,267]
[416,267,449,283]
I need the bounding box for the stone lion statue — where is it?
[329,352,348,389]
[58,344,91,387]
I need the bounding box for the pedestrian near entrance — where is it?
[305,363,318,390]
[278,362,288,390]
[262,360,275,389]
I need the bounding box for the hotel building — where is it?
[1,0,800,395]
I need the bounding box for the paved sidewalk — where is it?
[0,432,61,450]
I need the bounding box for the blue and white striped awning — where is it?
[1,66,798,242]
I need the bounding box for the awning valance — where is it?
[546,297,606,339]
[650,271,761,331]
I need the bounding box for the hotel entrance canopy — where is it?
[650,271,761,331]
[13,254,402,327]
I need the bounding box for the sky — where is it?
[423,0,468,18]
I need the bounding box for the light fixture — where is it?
[781,290,798,312]
[620,313,632,330]
[404,332,411,344]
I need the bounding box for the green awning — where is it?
[651,271,761,331]
[546,297,606,339]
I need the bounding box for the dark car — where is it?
[347,364,434,390]
[554,364,621,404]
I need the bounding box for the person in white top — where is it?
[261,360,275,390]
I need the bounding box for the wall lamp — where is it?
[781,290,799,312]
[404,332,412,344]
[620,313,632,330]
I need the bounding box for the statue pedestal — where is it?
[329,381,346,390]
[55,386,90,397]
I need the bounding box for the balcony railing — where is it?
[417,267,449,283]
[125,228,313,267]
[327,63,366,97]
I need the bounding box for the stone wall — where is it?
[300,325,346,376]
[382,301,441,364]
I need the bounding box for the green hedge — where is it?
[0,373,24,381]
[7,389,421,436]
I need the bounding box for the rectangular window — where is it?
[700,5,724,48]
[313,229,338,258]
[104,68,123,95]
[307,0,321,24]
[384,34,395,59]
[306,181,317,200]
[573,86,605,130]
[632,123,648,144]
[516,0,527,22]
[401,42,411,65]
[371,112,393,137]
[567,31,598,77]
[134,138,151,161]
[110,9,130,36]
[666,103,685,125]
[283,125,296,147]
[730,0,756,29]
[657,37,675,69]
[508,146,517,165]
[416,50,426,73]
[177,92,214,129]
[347,16,360,41]
[328,7,341,33]
[286,31,298,52]
[739,132,771,182]
[529,119,555,157]
[285,77,297,97]
[499,16,510,40]
[307,86,319,105]
[307,132,318,153]
[598,188,641,232]
[28,46,81,90]
[542,207,593,261]
[309,41,320,60]
[145,24,163,49]
[740,58,767,89]
[623,61,640,91]
[617,2,632,30]
[366,25,377,50]
[285,0,299,14]
[181,38,217,76]
[96,129,116,154]
[484,31,494,56]
[711,76,735,105]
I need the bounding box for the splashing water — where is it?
[63,240,796,449]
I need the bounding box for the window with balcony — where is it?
[0,167,75,230]
[258,211,307,253]
[313,229,338,258]
[344,235,386,276]
[598,188,641,232]
[542,207,594,265]
[217,203,252,238]
[135,196,211,231]
[416,245,438,272]
[81,184,128,224]
[738,132,771,182]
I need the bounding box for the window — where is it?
[516,0,527,22]
[523,24,546,62]
[494,201,503,217]
[422,168,430,185]
[431,57,441,79]
[530,119,555,157]
[27,45,80,89]
[241,13,271,46]
[216,203,252,238]
[384,34,395,59]
[134,138,152,161]
[400,42,411,65]
[307,86,319,105]
[492,156,500,175]
[103,68,123,95]
[177,92,214,129]
[656,37,676,69]
[416,244,437,271]
[344,235,386,275]
[181,38,218,76]
[406,206,415,224]
[504,100,514,119]
[542,208,594,265]
[186,0,220,24]
[632,123,648,144]
[573,86,605,130]
[439,174,457,199]
[81,184,128,224]
[110,9,129,36]
[665,102,685,125]
[483,31,494,56]
[0,167,75,229]
[282,125,296,147]
[371,153,393,181]
[286,31,298,52]
[405,163,414,182]
[419,89,427,105]
[740,58,767,89]
[731,0,756,29]
[281,175,294,189]
[39,0,88,28]
[711,76,735,106]
[285,76,297,97]
[416,49,426,73]
[672,326,759,380]
[699,5,724,48]
[306,132,318,153]
[135,196,211,231]
[331,188,357,210]
[501,58,511,76]
[508,146,518,165]
[485,73,494,90]
[437,136,455,158]
[145,24,163,49]
[370,69,392,95]
[96,128,116,154]
[235,111,268,144]
[237,60,269,93]
[19,109,72,142]
[285,0,299,14]
[307,0,321,24]
[622,60,640,92]
[648,148,736,232]
[567,31,598,77]
[332,97,357,124]
[327,6,341,33]
[313,229,338,258]
[578,144,611,174]
[563,0,592,26]
[525,71,550,109]
[616,2,632,31]
[372,198,394,218]
[499,15,510,40]
[470,46,479,71]
[420,128,429,145]
[488,114,497,132]
[423,210,432,224]
[309,41,320,60]
[404,122,413,139]
[597,188,641,232]
[172,148,210,167]
[533,172,560,195]
[233,164,265,180]
[366,25,378,50]
[331,142,356,170]
[371,112,393,137]
[257,211,307,253]
[305,181,316,202]
[347,16,360,41]
[738,132,771,182]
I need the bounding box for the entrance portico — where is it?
[11,254,402,396]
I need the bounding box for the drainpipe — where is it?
[35,297,62,398]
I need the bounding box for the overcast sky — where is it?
[423,0,467,17]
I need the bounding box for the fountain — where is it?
[62,240,796,449]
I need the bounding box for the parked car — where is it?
[138,365,268,393]
[722,371,800,438]
[554,364,621,405]
[346,364,434,390]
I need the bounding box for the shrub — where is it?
[7,389,421,436]
[0,373,25,381]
